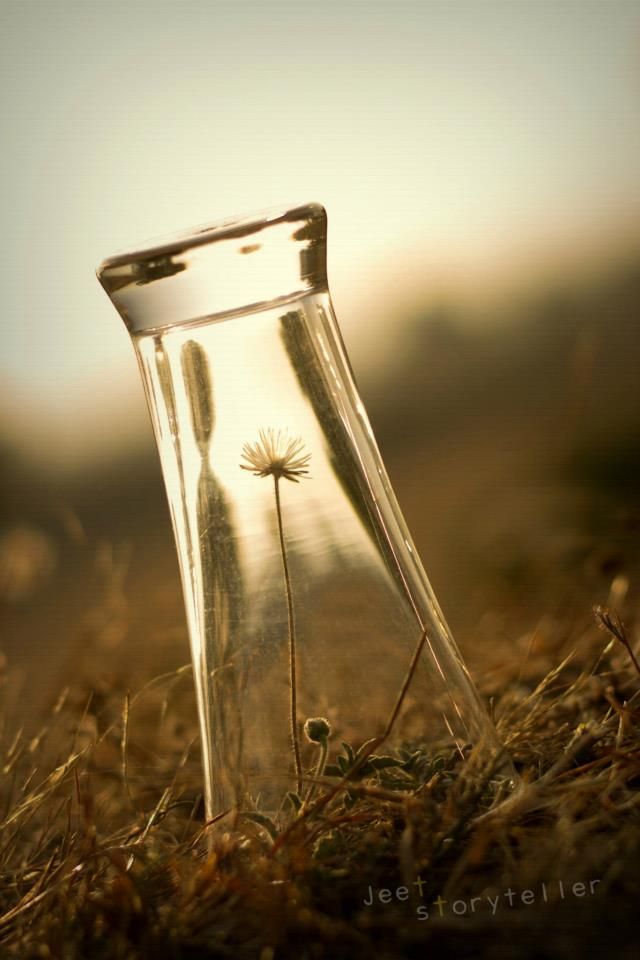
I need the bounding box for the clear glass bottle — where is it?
[97,202,512,820]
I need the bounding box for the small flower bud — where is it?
[304,716,331,744]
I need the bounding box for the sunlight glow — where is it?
[1,1,639,471]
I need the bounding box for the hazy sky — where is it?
[1,0,639,471]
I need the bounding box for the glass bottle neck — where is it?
[96,201,328,335]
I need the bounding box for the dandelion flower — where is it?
[240,428,311,483]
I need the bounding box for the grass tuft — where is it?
[1,605,640,958]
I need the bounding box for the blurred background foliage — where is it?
[2,250,639,714]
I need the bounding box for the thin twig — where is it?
[380,623,430,745]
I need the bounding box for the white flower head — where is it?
[240,428,311,483]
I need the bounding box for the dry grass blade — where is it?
[594,605,640,680]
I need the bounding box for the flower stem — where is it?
[304,736,328,806]
[273,475,302,794]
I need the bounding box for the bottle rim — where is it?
[96,200,326,275]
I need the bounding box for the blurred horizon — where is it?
[1,0,639,474]
[2,226,640,476]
